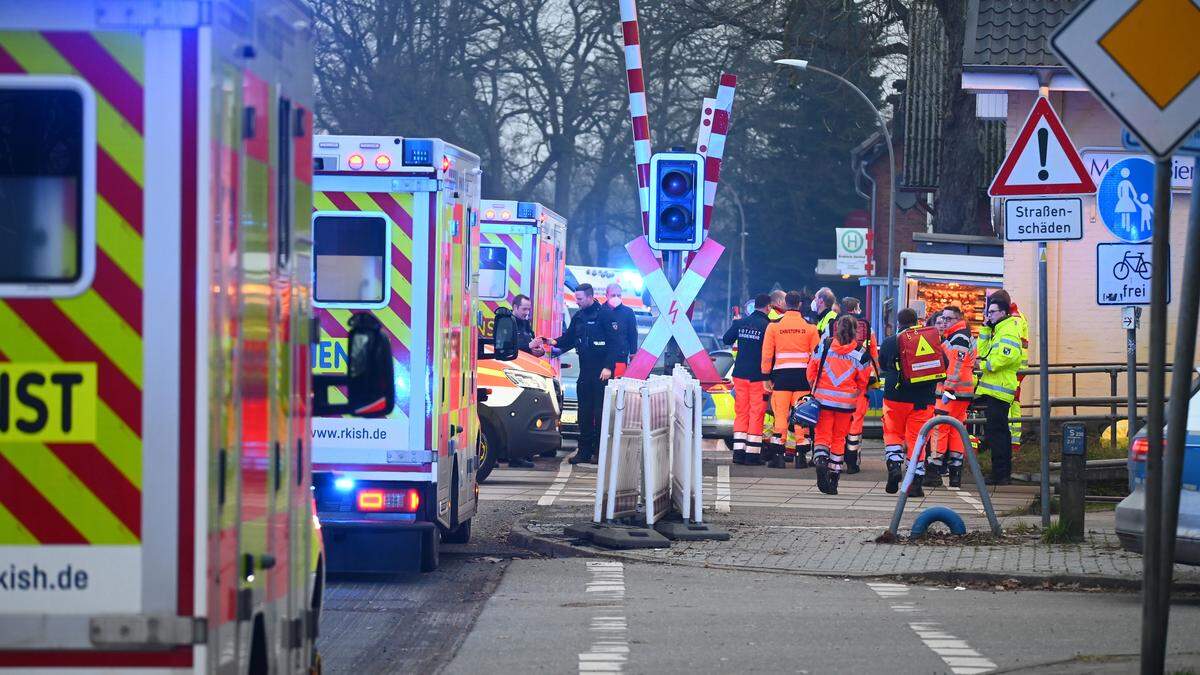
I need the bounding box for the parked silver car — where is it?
[1115,371,1200,565]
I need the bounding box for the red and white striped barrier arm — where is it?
[702,73,737,233]
[619,0,653,233]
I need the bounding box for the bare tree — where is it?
[929,0,982,234]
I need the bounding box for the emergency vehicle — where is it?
[474,200,566,480]
[0,2,339,671]
[309,134,489,572]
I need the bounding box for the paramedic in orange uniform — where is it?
[721,294,772,465]
[806,315,873,495]
[878,308,937,497]
[760,291,820,469]
[934,305,976,488]
[840,296,878,474]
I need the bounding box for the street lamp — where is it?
[774,58,897,328]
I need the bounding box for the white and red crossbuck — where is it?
[625,236,725,383]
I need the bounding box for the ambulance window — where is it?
[478,245,507,300]
[313,215,388,305]
[0,86,89,289]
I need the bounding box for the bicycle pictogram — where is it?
[1112,250,1152,281]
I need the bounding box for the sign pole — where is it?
[1038,242,1051,528]
[1125,307,1137,442]
[1141,156,1172,674]
[1157,154,1200,664]
[663,250,682,371]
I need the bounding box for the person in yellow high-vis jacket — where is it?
[976,293,1023,485]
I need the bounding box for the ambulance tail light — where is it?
[375,153,392,170]
[356,488,421,513]
[347,153,365,170]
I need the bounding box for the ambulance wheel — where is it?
[444,518,471,544]
[420,526,440,572]
[476,423,499,483]
[443,469,472,544]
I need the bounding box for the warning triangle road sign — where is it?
[915,335,936,357]
[989,97,1097,197]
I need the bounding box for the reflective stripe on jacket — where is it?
[940,321,976,398]
[761,311,819,373]
[975,316,1021,403]
[806,338,872,410]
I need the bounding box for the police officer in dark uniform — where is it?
[553,284,618,464]
[602,282,639,375]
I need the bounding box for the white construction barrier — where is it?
[593,369,705,526]
[670,366,703,523]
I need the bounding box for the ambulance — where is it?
[474,200,566,480]
[0,2,343,671]
[310,135,502,572]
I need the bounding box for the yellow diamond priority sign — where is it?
[1052,0,1200,157]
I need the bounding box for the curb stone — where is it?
[507,519,1200,594]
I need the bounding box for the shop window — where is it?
[313,214,389,307]
[478,245,508,299]
[0,78,95,297]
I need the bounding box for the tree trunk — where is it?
[932,0,981,235]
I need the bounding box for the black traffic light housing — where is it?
[648,151,705,251]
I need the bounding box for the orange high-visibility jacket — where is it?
[940,320,976,398]
[761,310,820,387]
[806,338,873,411]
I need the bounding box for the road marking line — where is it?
[580,561,629,673]
[947,486,986,514]
[716,465,731,513]
[538,454,575,506]
[867,587,997,672]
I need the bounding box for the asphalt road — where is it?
[316,445,1200,674]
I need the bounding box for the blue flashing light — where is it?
[402,139,434,166]
[516,201,538,219]
[334,477,355,492]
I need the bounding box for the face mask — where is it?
[810,299,819,313]
[608,296,622,307]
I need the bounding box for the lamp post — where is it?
[775,58,897,327]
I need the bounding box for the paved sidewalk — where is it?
[518,516,1200,587]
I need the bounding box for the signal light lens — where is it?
[661,170,691,197]
[375,153,392,170]
[485,209,495,219]
[334,477,355,491]
[441,156,451,172]
[355,488,421,513]
[500,210,511,220]
[661,205,690,230]
[348,153,365,170]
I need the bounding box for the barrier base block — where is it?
[591,525,671,550]
[564,522,608,542]
[654,520,731,541]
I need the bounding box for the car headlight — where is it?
[505,369,552,393]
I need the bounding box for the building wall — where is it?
[864,145,930,283]
[1001,90,1198,407]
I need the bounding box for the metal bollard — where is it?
[1059,422,1086,540]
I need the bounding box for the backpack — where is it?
[854,317,871,350]
[897,326,946,385]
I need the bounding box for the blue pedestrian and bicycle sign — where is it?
[1096,157,1162,243]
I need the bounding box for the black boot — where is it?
[815,456,836,495]
[767,451,785,469]
[844,450,861,474]
[907,478,925,498]
[783,450,795,463]
[732,448,746,465]
[948,465,962,488]
[508,457,535,468]
[828,470,840,495]
[885,460,902,494]
[795,448,809,469]
[569,451,594,465]
[923,463,944,488]
[744,451,765,466]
